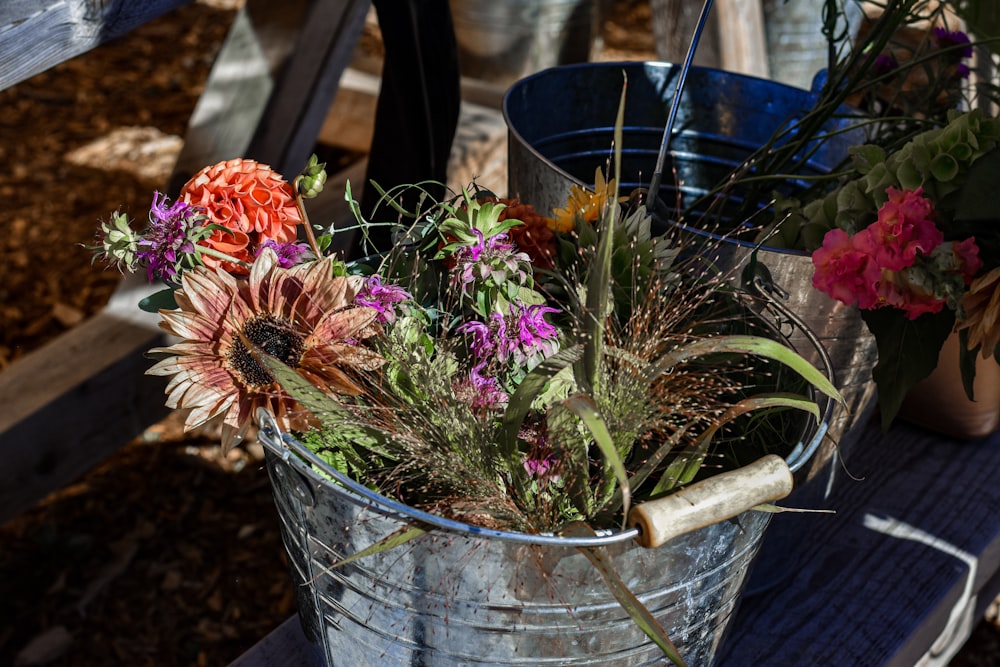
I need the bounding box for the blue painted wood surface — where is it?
[722,418,1000,666]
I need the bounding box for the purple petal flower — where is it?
[872,53,898,76]
[450,231,531,293]
[136,192,204,282]
[355,275,412,323]
[523,454,556,477]
[256,239,312,268]
[933,27,973,59]
[516,304,560,348]
[468,366,508,409]
[457,312,509,361]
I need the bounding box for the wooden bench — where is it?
[0,0,372,525]
[226,417,1000,666]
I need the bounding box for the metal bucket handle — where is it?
[257,401,823,549]
[740,258,838,474]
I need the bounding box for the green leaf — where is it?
[138,287,178,312]
[929,152,959,183]
[562,394,631,524]
[646,334,843,404]
[862,308,954,429]
[328,523,430,568]
[500,345,584,460]
[561,523,686,667]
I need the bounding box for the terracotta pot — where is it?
[898,332,1000,439]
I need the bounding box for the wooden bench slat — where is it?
[0,0,193,92]
[722,420,1000,665]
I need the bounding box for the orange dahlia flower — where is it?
[146,248,385,450]
[499,198,557,271]
[180,158,303,274]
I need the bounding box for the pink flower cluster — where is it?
[811,187,981,319]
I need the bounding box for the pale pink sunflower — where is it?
[146,248,385,450]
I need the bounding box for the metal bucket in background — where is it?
[448,0,602,87]
[503,61,877,491]
[761,0,863,90]
[257,394,828,667]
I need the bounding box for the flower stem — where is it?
[199,245,252,270]
[294,176,323,257]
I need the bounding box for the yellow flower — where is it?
[551,168,619,233]
[958,266,1000,358]
[146,248,384,450]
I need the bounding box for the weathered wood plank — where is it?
[168,0,371,192]
[0,0,193,92]
[243,0,370,177]
[0,276,169,525]
[316,68,379,155]
[228,616,322,667]
[0,0,376,524]
[716,0,769,78]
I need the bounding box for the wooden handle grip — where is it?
[627,454,794,548]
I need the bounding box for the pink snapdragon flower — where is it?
[812,187,982,321]
[811,228,881,309]
[864,187,942,271]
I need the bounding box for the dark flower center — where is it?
[228,315,305,388]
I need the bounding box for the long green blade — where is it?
[646,334,843,403]
[563,394,631,524]
[328,524,430,569]
[562,523,687,667]
[579,73,628,393]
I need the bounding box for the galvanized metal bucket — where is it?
[503,61,877,491]
[449,0,600,87]
[257,373,829,667]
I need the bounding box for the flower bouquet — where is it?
[92,96,844,662]
[768,109,1000,431]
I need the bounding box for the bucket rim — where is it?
[256,369,829,549]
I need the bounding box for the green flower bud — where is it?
[94,211,140,273]
[297,154,328,199]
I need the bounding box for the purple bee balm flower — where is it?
[468,366,508,409]
[451,231,530,291]
[516,303,559,348]
[523,452,558,479]
[256,239,312,268]
[136,192,203,282]
[355,275,412,323]
[457,312,509,361]
[512,302,560,365]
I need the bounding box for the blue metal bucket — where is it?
[503,61,876,490]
